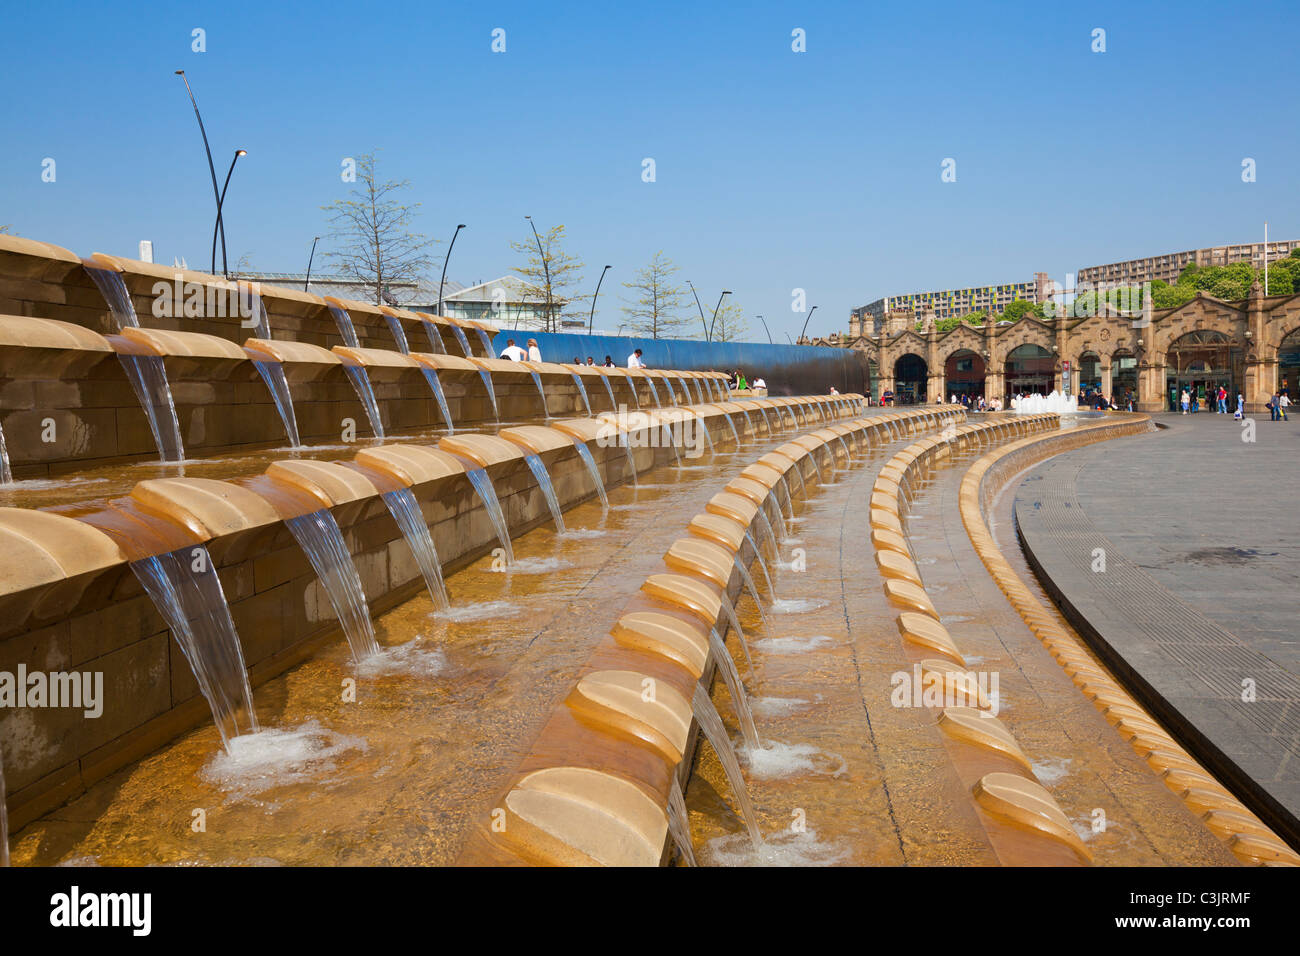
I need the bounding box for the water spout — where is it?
[421,368,455,433]
[385,314,411,354]
[465,467,513,564]
[731,555,773,636]
[253,361,303,448]
[573,441,609,511]
[381,488,450,610]
[284,509,380,662]
[691,684,763,847]
[130,545,258,749]
[598,374,618,412]
[667,777,696,867]
[528,370,550,419]
[570,373,592,417]
[342,365,386,439]
[450,324,474,358]
[523,454,566,533]
[422,319,447,354]
[709,628,760,747]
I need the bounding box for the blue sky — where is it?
[2,1,1296,340]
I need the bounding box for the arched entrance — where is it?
[1077,351,1102,397]
[1166,330,1239,412]
[1112,350,1138,408]
[944,349,985,401]
[1004,344,1053,399]
[1279,328,1300,398]
[893,354,927,405]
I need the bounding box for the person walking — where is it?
[1279,391,1291,421]
[1218,385,1227,414]
[1180,389,1190,414]
[1235,392,1244,420]
[1270,391,1282,421]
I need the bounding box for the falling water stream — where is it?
[731,555,772,636]
[667,777,696,867]
[744,530,777,600]
[422,320,447,354]
[719,413,740,446]
[478,369,501,422]
[598,374,618,411]
[691,684,763,847]
[130,546,258,749]
[381,488,450,610]
[528,371,550,419]
[450,325,474,358]
[645,376,662,406]
[474,328,494,355]
[569,373,593,417]
[465,468,513,563]
[523,454,566,533]
[572,442,609,511]
[385,315,411,354]
[621,371,641,409]
[421,368,455,433]
[343,365,386,439]
[253,361,304,447]
[0,424,10,484]
[708,629,760,747]
[284,509,380,662]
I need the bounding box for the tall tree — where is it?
[321,151,437,306]
[511,223,585,332]
[621,251,690,339]
[710,300,749,342]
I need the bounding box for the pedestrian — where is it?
[1180,389,1190,414]
[1235,393,1244,420]
[499,337,527,361]
[1280,392,1291,421]
[627,348,645,369]
[603,355,614,367]
[1218,385,1227,414]
[527,338,542,362]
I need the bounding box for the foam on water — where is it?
[200,721,368,799]
[1031,757,1073,784]
[753,634,835,655]
[487,556,570,574]
[705,828,852,867]
[742,741,847,779]
[771,598,826,614]
[750,696,811,718]
[355,638,448,679]
[430,600,520,623]
[558,528,607,540]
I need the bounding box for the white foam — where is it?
[356,638,447,678]
[201,721,368,798]
[753,634,835,655]
[430,600,519,623]
[742,741,847,779]
[750,696,811,718]
[1031,756,1073,785]
[770,598,826,614]
[558,528,607,540]
[489,556,570,574]
[705,828,852,867]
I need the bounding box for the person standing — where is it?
[627,348,645,368]
[1270,390,1282,421]
[527,338,542,362]
[1235,392,1244,420]
[1279,391,1291,421]
[499,338,527,361]
[1180,389,1190,414]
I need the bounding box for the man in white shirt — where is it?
[627,349,645,368]
[499,338,527,361]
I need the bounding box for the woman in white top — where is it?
[527,338,542,362]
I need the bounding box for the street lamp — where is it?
[175,70,222,276]
[708,290,732,342]
[304,236,321,292]
[799,304,819,343]
[756,314,772,343]
[212,148,246,278]
[687,280,709,339]
[524,216,552,332]
[589,265,611,334]
[438,224,466,315]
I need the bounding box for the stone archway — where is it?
[1111,350,1138,408]
[893,353,928,405]
[1004,344,1053,400]
[1165,329,1239,412]
[1279,328,1300,398]
[1076,351,1102,397]
[943,349,984,402]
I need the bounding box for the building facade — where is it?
[1078,240,1300,288]
[818,282,1300,413]
[851,273,1052,335]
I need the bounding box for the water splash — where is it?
[284,509,379,662]
[199,720,367,799]
[691,684,762,848]
[709,629,760,747]
[572,442,609,511]
[253,361,303,448]
[380,488,450,610]
[130,546,258,750]
[523,453,566,533]
[465,467,513,564]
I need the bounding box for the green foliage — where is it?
[620,251,690,339]
[1000,299,1042,323]
[511,223,586,332]
[710,299,749,342]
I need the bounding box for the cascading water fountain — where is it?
[708,629,760,746]
[253,359,304,447]
[385,314,411,354]
[598,373,618,412]
[450,324,475,358]
[380,488,450,610]
[667,777,697,867]
[572,442,609,511]
[477,368,501,422]
[474,327,494,355]
[342,365,386,439]
[421,368,456,433]
[621,370,641,409]
[1011,390,1078,414]
[717,592,753,671]
[718,412,740,446]
[130,545,258,749]
[327,304,360,348]
[528,370,550,419]
[730,555,773,637]
[284,509,380,662]
[422,319,447,354]
[569,372,593,417]
[765,491,788,544]
[644,375,662,406]
[84,265,187,462]
[743,529,777,601]
[523,454,566,533]
[465,467,513,564]
[691,684,763,847]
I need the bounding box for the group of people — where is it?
[949,393,1005,412]
[497,338,644,370]
[724,369,766,391]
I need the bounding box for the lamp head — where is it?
[236,149,247,156]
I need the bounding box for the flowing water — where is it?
[598,374,618,411]
[744,530,777,601]
[709,629,760,747]
[523,454,566,533]
[731,555,773,636]
[327,305,360,348]
[342,365,386,439]
[450,325,474,358]
[130,546,258,749]
[718,593,753,670]
[573,442,609,511]
[621,371,641,409]
[528,371,550,419]
[766,492,788,544]
[474,328,494,355]
[645,376,662,406]
[569,373,592,417]
[719,413,740,446]
[422,320,446,354]
[465,467,514,564]
[421,368,455,433]
[478,369,501,422]
[691,685,763,847]
[380,488,450,611]
[667,777,696,866]
[284,509,380,662]
[0,423,10,484]
[253,361,304,447]
[385,315,411,354]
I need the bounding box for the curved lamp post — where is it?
[212,148,246,278]
[304,236,321,291]
[708,290,732,342]
[524,216,552,332]
[756,314,772,343]
[799,304,819,343]
[687,280,708,339]
[175,71,223,276]
[589,264,611,334]
[438,223,466,315]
